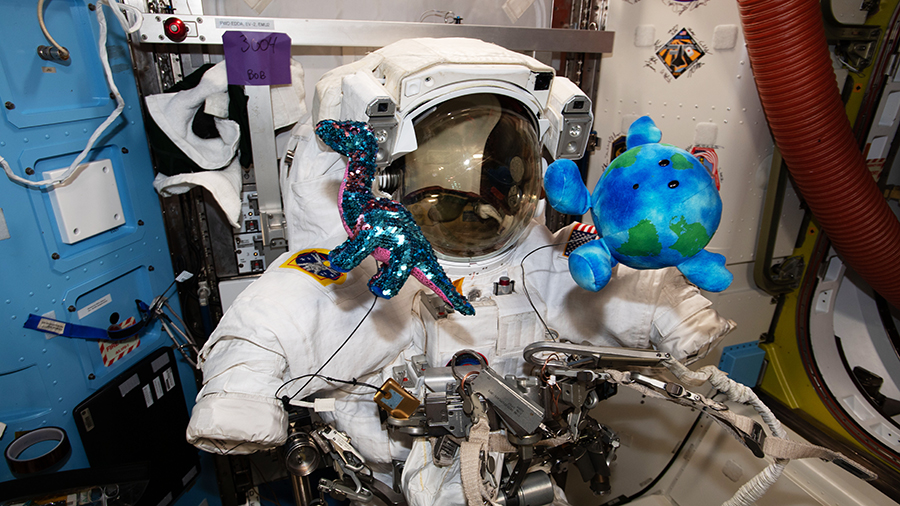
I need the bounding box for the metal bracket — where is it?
[753,149,803,296]
[319,476,373,503]
[825,26,882,74]
[318,425,365,472]
[630,373,709,406]
[741,420,767,459]
[245,85,288,263]
[523,342,671,370]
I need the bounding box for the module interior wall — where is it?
[589,0,805,266]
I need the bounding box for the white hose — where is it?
[665,361,788,506]
[721,461,788,506]
[2,0,140,189]
[106,0,143,35]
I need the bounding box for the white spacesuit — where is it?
[185,38,736,505]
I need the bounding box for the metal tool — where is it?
[317,425,365,472]
[524,342,670,370]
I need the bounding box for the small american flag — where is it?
[564,222,599,257]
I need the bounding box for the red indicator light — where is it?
[164,18,188,42]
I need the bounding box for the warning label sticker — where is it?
[99,335,140,367]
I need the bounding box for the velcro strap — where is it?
[24,314,144,341]
[601,368,878,481]
[460,418,492,505]
[762,436,877,480]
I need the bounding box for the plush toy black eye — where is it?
[633,183,640,190]
[659,159,670,167]
[668,180,679,188]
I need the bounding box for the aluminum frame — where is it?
[137,15,614,53]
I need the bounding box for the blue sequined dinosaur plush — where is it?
[316,120,475,315]
[544,116,732,292]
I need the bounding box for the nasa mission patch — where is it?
[281,248,347,286]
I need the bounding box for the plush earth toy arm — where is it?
[543,159,591,216]
[543,159,622,290]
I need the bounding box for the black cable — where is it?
[258,497,280,506]
[247,455,284,506]
[275,373,385,400]
[209,438,247,457]
[278,295,378,404]
[520,241,566,341]
[602,412,703,506]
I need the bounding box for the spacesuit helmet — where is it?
[388,92,542,263]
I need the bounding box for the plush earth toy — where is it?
[544,116,732,292]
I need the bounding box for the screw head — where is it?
[137,220,144,226]
[4,101,14,110]
[88,373,96,380]
[68,305,76,312]
[25,167,34,175]
[148,265,155,272]
[51,253,60,260]
[88,3,95,10]
[199,35,206,42]
[121,147,129,154]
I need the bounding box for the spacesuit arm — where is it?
[187,338,289,454]
[649,268,736,363]
[186,292,299,454]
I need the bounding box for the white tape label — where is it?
[163,368,176,391]
[0,208,9,241]
[153,376,164,399]
[119,374,140,397]
[151,353,170,373]
[37,318,66,334]
[215,18,274,29]
[78,294,112,320]
[42,310,58,340]
[142,384,154,407]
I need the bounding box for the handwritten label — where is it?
[222,31,291,86]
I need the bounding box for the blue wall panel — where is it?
[0,2,218,504]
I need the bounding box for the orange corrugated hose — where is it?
[738,0,900,309]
